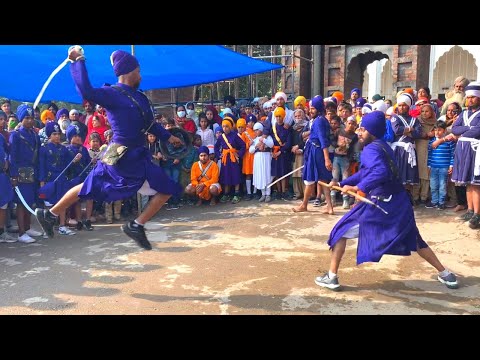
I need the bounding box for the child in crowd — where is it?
[237,117,255,200]
[426,121,455,210]
[249,122,274,202]
[185,146,221,206]
[180,134,202,205]
[196,112,215,149]
[291,109,308,200]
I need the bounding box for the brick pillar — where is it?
[392,45,430,97]
[323,45,346,96]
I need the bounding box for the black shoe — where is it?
[468,214,480,229]
[35,208,56,238]
[425,201,437,209]
[84,220,94,231]
[76,221,84,231]
[458,210,474,222]
[121,221,152,250]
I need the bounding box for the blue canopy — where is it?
[0,45,283,104]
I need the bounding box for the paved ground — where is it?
[1,199,479,315]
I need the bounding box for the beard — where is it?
[359,134,375,149]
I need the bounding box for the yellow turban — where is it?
[294,96,306,108]
[273,106,285,119]
[40,109,55,124]
[222,117,234,128]
[236,118,246,128]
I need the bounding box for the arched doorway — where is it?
[431,45,478,101]
[345,50,391,102]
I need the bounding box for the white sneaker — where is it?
[0,232,17,243]
[18,233,36,243]
[58,226,76,236]
[26,229,43,237]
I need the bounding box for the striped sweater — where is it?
[427,137,455,168]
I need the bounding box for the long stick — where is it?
[267,165,304,189]
[318,181,389,215]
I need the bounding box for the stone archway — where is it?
[431,45,478,100]
[345,50,389,99]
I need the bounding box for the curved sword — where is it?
[14,186,36,215]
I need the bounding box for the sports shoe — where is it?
[121,221,152,250]
[468,213,480,229]
[425,201,438,209]
[0,232,17,243]
[18,233,36,244]
[84,220,93,231]
[437,204,446,210]
[258,195,266,202]
[26,229,43,237]
[265,195,272,203]
[35,208,56,238]
[220,195,230,203]
[58,226,76,236]
[342,199,350,209]
[313,199,321,207]
[76,221,84,231]
[437,272,459,289]
[231,195,241,204]
[314,273,341,291]
[457,210,474,221]
[244,194,253,201]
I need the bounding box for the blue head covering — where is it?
[45,121,61,138]
[361,111,386,139]
[351,88,361,97]
[56,108,69,121]
[17,104,34,122]
[66,124,81,142]
[213,123,222,134]
[198,145,209,155]
[311,95,324,112]
[246,114,257,123]
[110,50,139,77]
[355,98,367,108]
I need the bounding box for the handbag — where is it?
[101,143,128,166]
[17,166,35,183]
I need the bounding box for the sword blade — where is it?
[14,186,36,215]
[33,58,70,110]
[267,165,304,189]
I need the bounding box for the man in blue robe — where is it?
[314,111,459,291]
[35,47,183,250]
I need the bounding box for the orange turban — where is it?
[236,118,246,128]
[294,96,306,108]
[403,88,414,96]
[222,117,234,128]
[273,107,285,119]
[332,91,344,103]
[40,109,55,124]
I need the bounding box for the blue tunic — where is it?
[451,109,480,185]
[214,131,246,186]
[65,144,91,180]
[70,61,182,202]
[0,137,13,208]
[39,142,72,204]
[9,127,40,207]
[270,123,292,177]
[390,114,421,184]
[328,139,428,264]
[302,115,332,182]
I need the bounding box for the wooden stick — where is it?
[318,181,389,215]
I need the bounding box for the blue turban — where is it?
[246,114,257,123]
[56,108,69,120]
[110,50,139,77]
[361,111,386,139]
[45,121,61,138]
[355,98,367,108]
[0,110,6,119]
[351,88,361,97]
[311,95,324,112]
[198,145,209,156]
[213,123,222,134]
[17,104,34,122]
[66,124,81,142]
